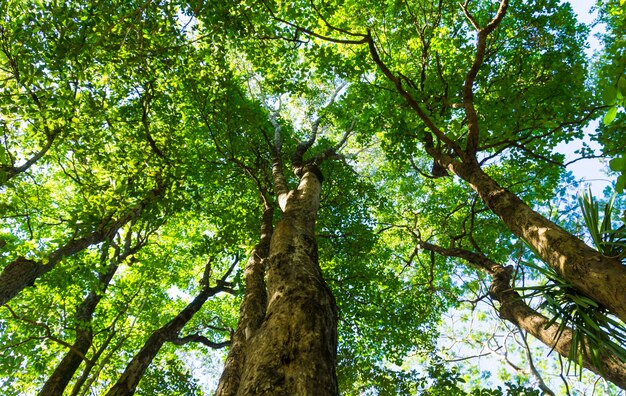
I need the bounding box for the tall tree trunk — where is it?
[105,261,233,396]
[38,260,118,396]
[218,166,338,395]
[38,233,144,396]
[69,327,116,396]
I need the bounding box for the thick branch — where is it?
[427,147,626,323]
[419,242,626,389]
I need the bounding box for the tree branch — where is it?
[463,0,509,157]
[418,241,626,388]
[365,32,464,158]
[171,333,230,349]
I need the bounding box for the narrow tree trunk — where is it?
[216,207,273,395]
[218,166,338,395]
[441,157,626,323]
[39,246,124,396]
[69,327,116,396]
[105,262,230,396]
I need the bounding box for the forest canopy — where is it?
[0,0,625,395]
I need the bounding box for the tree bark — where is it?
[217,166,338,395]
[216,207,273,395]
[490,265,626,390]
[105,261,232,396]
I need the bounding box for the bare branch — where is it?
[459,1,480,31]
[171,333,230,349]
[516,326,556,396]
[269,111,289,210]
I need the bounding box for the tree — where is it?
[1,0,625,394]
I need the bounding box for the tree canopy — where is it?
[0,0,625,394]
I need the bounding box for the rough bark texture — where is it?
[218,167,338,396]
[440,157,626,323]
[216,207,273,395]
[490,265,626,390]
[38,259,118,396]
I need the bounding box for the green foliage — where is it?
[416,360,541,395]
[578,187,626,259]
[593,0,626,193]
[0,0,622,394]
[137,351,203,396]
[518,258,626,378]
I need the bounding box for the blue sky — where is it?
[556,1,612,196]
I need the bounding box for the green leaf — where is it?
[0,145,9,165]
[610,157,626,172]
[616,175,626,194]
[619,75,626,97]
[603,106,618,125]
[603,86,618,104]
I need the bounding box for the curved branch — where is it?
[0,128,59,184]
[418,241,626,389]
[261,0,367,44]
[463,0,509,157]
[365,32,464,157]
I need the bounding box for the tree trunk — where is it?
[217,166,338,396]
[442,157,626,323]
[216,207,273,395]
[38,285,108,396]
[69,327,116,396]
[39,244,126,396]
